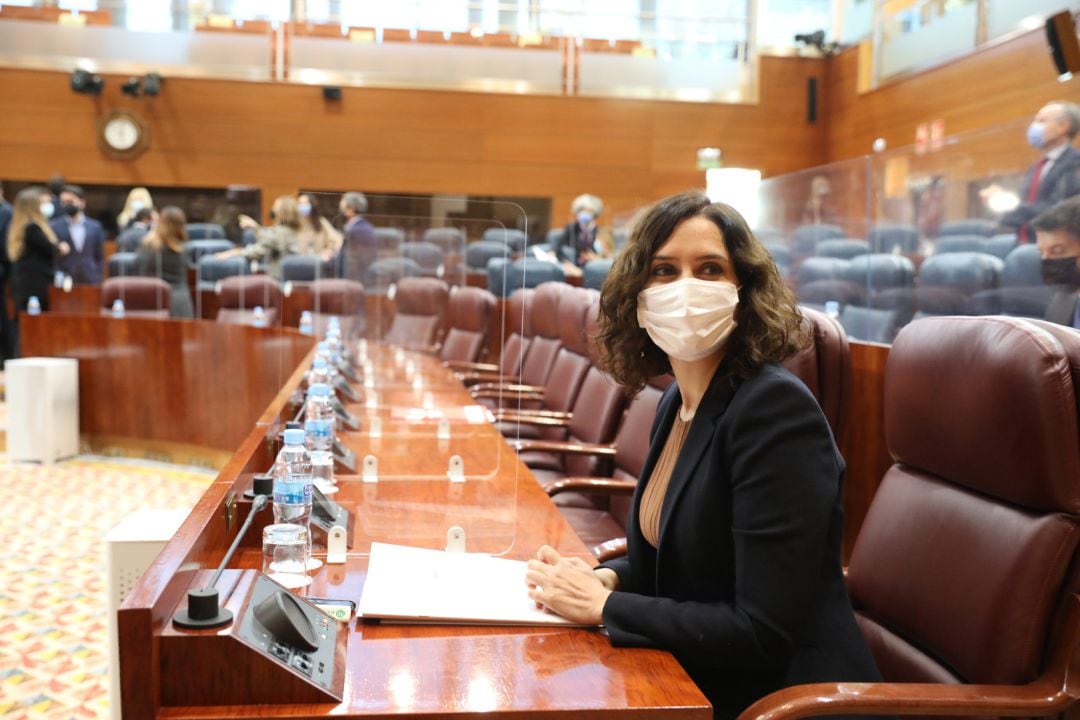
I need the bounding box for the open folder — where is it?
[358,542,599,627]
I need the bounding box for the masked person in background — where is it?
[525,190,881,720]
[984,102,1080,243]
[50,184,104,285]
[554,193,613,272]
[1033,196,1080,329]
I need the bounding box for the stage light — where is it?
[142,72,163,96]
[71,68,104,95]
[121,77,141,97]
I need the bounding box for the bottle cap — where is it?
[283,428,305,445]
[317,341,330,350]
[308,383,331,397]
[313,358,327,369]
[285,421,302,430]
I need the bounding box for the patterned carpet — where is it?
[0,456,214,719]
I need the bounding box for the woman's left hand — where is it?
[525,545,611,625]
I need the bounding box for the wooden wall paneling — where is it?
[0,56,826,233]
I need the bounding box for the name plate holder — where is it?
[332,437,357,473]
[333,377,360,403]
[331,398,361,431]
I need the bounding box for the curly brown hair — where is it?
[597,190,805,395]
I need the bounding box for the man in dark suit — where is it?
[337,191,377,280]
[0,182,12,359]
[1033,196,1080,329]
[50,184,105,285]
[996,102,1080,243]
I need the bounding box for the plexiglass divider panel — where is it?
[281,192,524,556]
[758,117,1059,345]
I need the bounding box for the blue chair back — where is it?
[280,254,330,283]
[1002,244,1043,287]
[816,238,870,260]
[465,240,509,270]
[186,223,226,240]
[422,227,465,251]
[107,252,137,278]
[486,257,512,298]
[846,254,916,292]
[840,305,901,344]
[482,227,527,252]
[797,257,850,286]
[363,256,422,294]
[868,224,919,253]
[508,257,565,291]
[400,241,445,274]
[183,239,234,269]
[937,219,997,237]
[934,235,986,255]
[583,258,613,290]
[197,255,248,291]
[792,224,845,254]
[918,252,1004,295]
[984,233,1018,259]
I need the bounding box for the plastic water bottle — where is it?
[251,305,268,328]
[304,384,336,452]
[306,357,331,388]
[824,300,840,320]
[111,298,125,319]
[53,271,65,288]
[298,310,314,336]
[316,341,340,381]
[272,428,313,527]
[27,296,41,316]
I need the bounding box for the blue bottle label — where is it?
[305,418,333,441]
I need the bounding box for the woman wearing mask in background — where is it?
[217,195,300,279]
[8,186,68,313]
[554,193,613,273]
[117,186,154,230]
[296,193,343,264]
[135,206,194,319]
[525,191,880,719]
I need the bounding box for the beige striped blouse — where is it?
[640,413,692,548]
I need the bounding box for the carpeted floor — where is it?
[0,456,214,719]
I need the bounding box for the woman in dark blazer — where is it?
[8,185,65,312]
[526,190,880,719]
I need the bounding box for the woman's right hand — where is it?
[58,241,71,256]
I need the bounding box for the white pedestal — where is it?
[4,357,79,463]
[105,508,190,720]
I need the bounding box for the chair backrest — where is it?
[792,223,845,254]
[845,253,916,292]
[383,277,450,348]
[609,375,676,528]
[518,281,570,386]
[116,226,149,253]
[373,227,406,252]
[101,277,172,317]
[197,255,248,291]
[782,306,850,439]
[183,239,234,269]
[280,254,331,283]
[362,257,422,295]
[868,223,919,254]
[400,241,444,275]
[422,227,465,251]
[508,257,565,291]
[984,233,1018,260]
[185,223,227,240]
[309,278,365,337]
[583,258,613,290]
[107,252,137,278]
[764,240,792,272]
[969,285,1054,319]
[440,286,497,363]
[482,227,527,252]
[466,240,509,271]
[530,287,595,439]
[840,304,901,344]
[796,279,865,308]
[216,275,282,325]
[847,316,1080,687]
[937,219,997,238]
[918,251,1003,295]
[933,234,985,255]
[486,257,513,298]
[797,257,850,287]
[816,238,870,260]
[498,288,534,377]
[1003,243,1043,287]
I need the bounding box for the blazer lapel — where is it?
[656,371,738,547]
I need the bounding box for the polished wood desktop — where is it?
[21,316,711,719]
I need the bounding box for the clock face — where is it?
[104,116,140,151]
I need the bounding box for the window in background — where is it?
[125,0,173,32]
[539,0,642,40]
[653,0,748,60]
[757,0,831,49]
[339,2,470,33]
[229,0,290,22]
[58,0,98,10]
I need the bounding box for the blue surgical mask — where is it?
[1027,123,1045,149]
[577,211,594,226]
[298,203,312,217]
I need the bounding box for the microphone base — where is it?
[173,607,234,629]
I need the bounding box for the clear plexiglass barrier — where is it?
[231,192,531,557]
[756,117,1067,344]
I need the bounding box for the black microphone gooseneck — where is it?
[172,494,269,629]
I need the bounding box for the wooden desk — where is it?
[108,337,710,718]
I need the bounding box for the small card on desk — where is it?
[358,542,598,627]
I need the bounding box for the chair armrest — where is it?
[470,382,545,395]
[472,388,545,402]
[499,409,573,420]
[511,439,617,456]
[594,538,628,563]
[446,360,499,373]
[455,371,517,386]
[542,477,636,497]
[737,678,1074,720]
[493,411,571,427]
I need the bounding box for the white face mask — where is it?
[637,277,738,362]
[40,202,55,218]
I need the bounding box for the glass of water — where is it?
[262,523,311,589]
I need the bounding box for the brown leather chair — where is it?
[100,277,171,318]
[309,278,365,339]
[784,305,851,438]
[382,277,449,350]
[486,286,595,440]
[449,287,534,383]
[510,293,631,484]
[216,275,283,326]
[740,316,1080,720]
[440,286,497,364]
[468,281,571,407]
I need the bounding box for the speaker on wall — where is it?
[807,77,818,124]
[1045,10,1080,81]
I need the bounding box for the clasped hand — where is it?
[525,545,615,625]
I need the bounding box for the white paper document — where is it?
[358,542,597,626]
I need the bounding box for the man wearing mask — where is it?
[995,102,1080,243]
[338,191,377,279]
[116,207,156,253]
[0,183,12,358]
[555,193,612,269]
[50,184,105,285]
[1032,196,1080,329]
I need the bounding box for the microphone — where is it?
[173,494,269,629]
